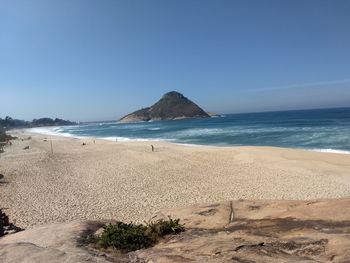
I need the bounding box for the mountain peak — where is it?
[161,91,185,100]
[119,92,209,123]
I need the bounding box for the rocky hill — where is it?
[0,116,76,129]
[31,118,76,127]
[119,91,210,123]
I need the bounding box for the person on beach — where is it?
[151,145,154,152]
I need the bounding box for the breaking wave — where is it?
[28,108,350,154]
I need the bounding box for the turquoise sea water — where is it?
[32,107,350,153]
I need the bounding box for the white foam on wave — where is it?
[148,127,161,131]
[28,127,176,143]
[175,128,224,137]
[174,143,207,147]
[28,127,62,136]
[101,136,175,142]
[310,149,350,155]
[27,127,87,139]
[102,136,148,142]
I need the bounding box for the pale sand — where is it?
[0,130,350,228]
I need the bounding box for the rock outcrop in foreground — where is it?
[1,198,350,262]
[119,91,210,123]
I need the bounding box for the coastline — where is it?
[26,126,350,154]
[1,129,350,229]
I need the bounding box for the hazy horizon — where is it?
[1,0,350,122]
[2,104,350,123]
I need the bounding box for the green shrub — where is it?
[0,132,8,142]
[98,222,152,251]
[147,217,185,236]
[0,131,16,142]
[0,208,22,237]
[91,217,184,252]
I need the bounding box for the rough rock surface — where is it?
[1,198,350,262]
[119,91,210,123]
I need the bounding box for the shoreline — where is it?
[1,129,350,229]
[25,126,350,155]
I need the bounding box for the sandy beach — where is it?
[1,130,350,229]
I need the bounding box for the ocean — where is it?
[30,107,350,154]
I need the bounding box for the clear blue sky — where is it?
[1,0,349,121]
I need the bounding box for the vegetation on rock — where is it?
[0,130,16,143]
[31,117,75,127]
[0,116,76,130]
[89,217,184,252]
[0,208,22,237]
